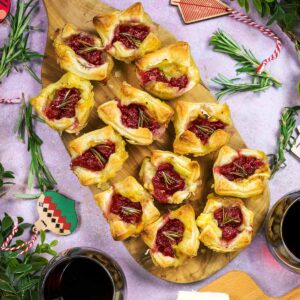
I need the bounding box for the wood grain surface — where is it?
[200,271,300,299]
[42,0,270,283]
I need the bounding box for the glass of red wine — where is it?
[39,247,127,300]
[265,191,300,273]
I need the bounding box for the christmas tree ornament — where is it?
[170,0,282,73]
[0,0,10,23]
[0,191,78,255]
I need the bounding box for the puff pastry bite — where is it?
[213,146,270,198]
[94,176,160,241]
[173,101,232,156]
[68,126,128,186]
[136,42,200,100]
[93,2,161,63]
[142,204,200,268]
[30,72,94,134]
[97,82,174,145]
[196,193,254,252]
[53,23,114,81]
[139,150,201,204]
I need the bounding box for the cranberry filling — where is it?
[70,141,115,172]
[214,207,243,241]
[109,193,142,224]
[138,68,188,90]
[118,103,160,133]
[152,163,185,203]
[187,117,226,144]
[66,33,105,66]
[112,24,150,49]
[155,218,184,257]
[45,88,81,120]
[216,156,264,181]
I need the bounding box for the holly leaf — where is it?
[0,279,15,293]
[253,0,263,14]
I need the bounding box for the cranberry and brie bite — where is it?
[30,72,94,134]
[93,2,160,63]
[97,82,174,145]
[139,150,201,204]
[68,126,128,186]
[53,23,114,81]
[136,42,200,100]
[94,176,160,241]
[173,101,232,156]
[196,194,254,253]
[142,204,200,268]
[213,146,270,198]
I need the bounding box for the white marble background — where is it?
[0,0,299,299]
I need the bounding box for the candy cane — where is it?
[0,221,38,255]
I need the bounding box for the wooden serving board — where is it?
[199,271,300,299]
[42,0,270,283]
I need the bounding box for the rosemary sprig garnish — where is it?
[231,162,247,178]
[76,39,102,53]
[161,171,175,187]
[90,148,106,165]
[195,125,214,135]
[210,30,281,100]
[121,206,141,216]
[0,0,44,83]
[138,109,151,127]
[119,32,142,47]
[55,90,78,109]
[163,230,182,242]
[268,106,300,177]
[14,94,57,191]
[221,208,240,226]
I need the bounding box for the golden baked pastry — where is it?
[93,2,161,63]
[53,23,114,81]
[94,176,160,241]
[142,204,200,268]
[97,81,174,145]
[68,126,128,186]
[30,72,94,134]
[196,193,254,253]
[139,150,201,204]
[136,42,200,100]
[213,146,270,198]
[173,101,232,156]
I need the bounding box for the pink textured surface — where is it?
[1,1,300,299]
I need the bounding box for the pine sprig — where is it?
[14,95,57,192]
[210,30,282,100]
[0,163,15,195]
[0,0,44,83]
[268,106,300,177]
[0,213,58,300]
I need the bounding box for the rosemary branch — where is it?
[14,95,57,191]
[268,106,300,177]
[0,0,44,83]
[210,30,282,100]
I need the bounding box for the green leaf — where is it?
[2,295,21,300]
[253,0,263,14]
[14,264,32,274]
[298,80,300,95]
[40,230,45,244]
[50,240,58,247]
[2,216,13,232]
[0,279,15,293]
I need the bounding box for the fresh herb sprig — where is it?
[268,106,300,177]
[0,213,58,300]
[0,163,14,188]
[0,0,44,83]
[210,30,281,100]
[14,95,57,191]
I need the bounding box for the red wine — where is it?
[43,257,114,300]
[282,200,300,259]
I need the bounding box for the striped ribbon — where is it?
[0,223,38,255]
[172,1,282,73]
[227,8,282,73]
[0,98,21,104]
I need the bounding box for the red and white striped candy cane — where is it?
[0,221,38,255]
[227,8,282,73]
